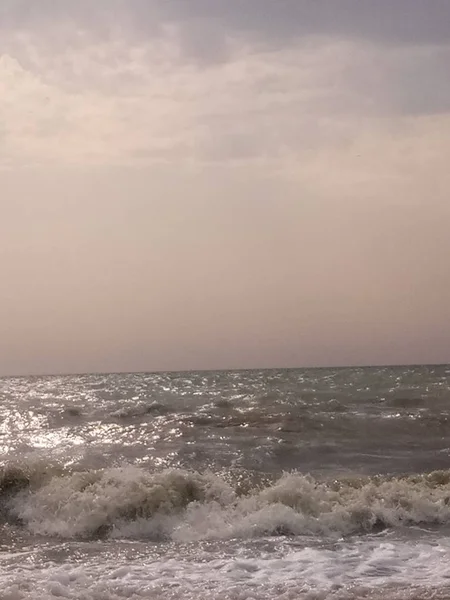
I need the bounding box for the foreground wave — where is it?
[2,462,450,540]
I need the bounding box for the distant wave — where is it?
[110,401,173,419]
[2,462,450,541]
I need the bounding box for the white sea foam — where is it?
[1,538,450,599]
[6,465,450,540]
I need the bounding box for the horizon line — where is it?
[1,361,449,379]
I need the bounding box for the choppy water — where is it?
[1,366,450,599]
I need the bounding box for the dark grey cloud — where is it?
[2,0,450,117]
[380,48,450,116]
[2,0,449,46]
[157,0,450,46]
[342,44,450,117]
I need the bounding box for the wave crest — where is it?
[3,463,450,540]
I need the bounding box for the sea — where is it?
[1,366,450,600]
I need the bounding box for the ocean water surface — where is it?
[1,366,450,599]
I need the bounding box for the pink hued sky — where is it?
[1,1,450,375]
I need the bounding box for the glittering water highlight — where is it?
[1,366,450,599]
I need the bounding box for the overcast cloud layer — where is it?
[1,1,449,375]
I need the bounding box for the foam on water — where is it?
[1,538,450,599]
[2,368,450,598]
[4,463,450,540]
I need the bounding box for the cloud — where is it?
[1,3,450,373]
[0,0,449,180]
[4,1,450,47]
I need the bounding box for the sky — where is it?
[1,0,450,375]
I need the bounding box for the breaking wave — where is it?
[2,461,450,540]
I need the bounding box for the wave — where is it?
[110,401,173,419]
[178,408,450,437]
[2,462,450,540]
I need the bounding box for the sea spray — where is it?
[4,463,450,540]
